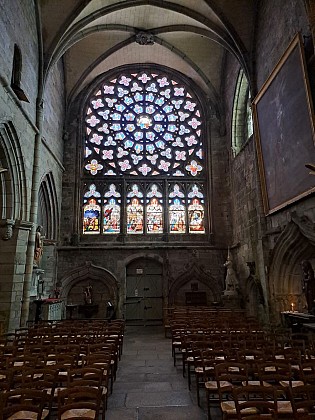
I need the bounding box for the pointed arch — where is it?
[269,214,315,315]
[168,262,221,305]
[59,261,120,303]
[0,122,27,220]
[38,172,59,240]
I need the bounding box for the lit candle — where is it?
[291,302,294,312]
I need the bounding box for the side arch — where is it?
[0,122,27,221]
[269,214,315,318]
[59,262,120,318]
[168,262,221,305]
[38,172,59,240]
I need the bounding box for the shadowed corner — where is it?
[305,163,315,175]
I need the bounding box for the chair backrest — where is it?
[2,388,48,420]
[256,361,293,388]
[232,384,278,420]
[287,383,315,418]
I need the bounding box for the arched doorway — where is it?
[125,258,163,325]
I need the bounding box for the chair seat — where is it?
[7,408,49,420]
[243,381,272,387]
[195,366,213,373]
[205,380,231,390]
[60,408,96,419]
[221,400,258,415]
[279,380,304,387]
[276,400,293,413]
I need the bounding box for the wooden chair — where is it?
[232,384,278,419]
[204,361,248,420]
[68,366,107,419]
[2,388,49,419]
[287,383,315,419]
[57,386,102,420]
[299,359,315,385]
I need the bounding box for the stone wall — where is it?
[223,0,314,323]
[57,246,227,319]
[0,1,66,331]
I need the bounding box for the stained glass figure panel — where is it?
[83,198,101,234]
[103,198,120,233]
[103,183,121,233]
[188,198,205,233]
[169,198,186,233]
[147,198,163,233]
[127,198,144,234]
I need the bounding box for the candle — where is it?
[291,303,294,312]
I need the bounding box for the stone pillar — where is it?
[0,220,32,332]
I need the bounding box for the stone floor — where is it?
[106,325,221,420]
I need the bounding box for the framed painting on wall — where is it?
[252,32,315,215]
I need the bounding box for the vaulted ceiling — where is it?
[40,0,255,111]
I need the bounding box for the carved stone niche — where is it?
[31,268,45,299]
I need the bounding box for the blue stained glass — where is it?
[146,132,155,140]
[111,123,121,131]
[115,132,125,140]
[172,99,183,109]
[111,113,121,120]
[126,124,135,132]
[134,93,143,102]
[147,83,158,92]
[134,132,143,141]
[167,124,177,132]
[146,105,155,114]
[124,97,133,105]
[134,105,143,114]
[156,140,165,149]
[118,87,128,97]
[164,133,173,141]
[154,114,164,121]
[146,93,155,102]
[115,104,125,112]
[168,114,177,121]
[134,143,143,153]
[154,125,163,133]
[163,105,173,113]
[155,97,164,106]
[124,139,134,148]
[125,113,135,121]
[146,144,155,153]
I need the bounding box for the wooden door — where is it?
[125,258,163,324]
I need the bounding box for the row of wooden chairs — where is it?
[199,359,315,419]
[0,319,125,419]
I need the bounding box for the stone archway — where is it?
[168,262,221,306]
[59,261,119,319]
[269,214,315,321]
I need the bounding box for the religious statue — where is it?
[224,249,239,293]
[33,225,44,267]
[84,283,93,305]
[302,260,315,313]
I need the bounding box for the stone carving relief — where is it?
[135,31,154,45]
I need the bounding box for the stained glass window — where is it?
[82,67,207,236]
[83,184,101,233]
[188,184,205,233]
[146,184,163,233]
[126,184,144,234]
[84,71,203,177]
[103,184,121,234]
